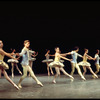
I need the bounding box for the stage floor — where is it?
[0,74,100,99]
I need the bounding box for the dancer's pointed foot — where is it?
[37,81,43,87]
[14,84,20,90]
[51,71,54,75]
[70,76,74,81]
[12,74,14,78]
[81,76,86,81]
[94,74,98,78]
[52,80,56,84]
[19,71,22,75]
[18,84,22,89]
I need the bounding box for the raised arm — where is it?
[0,49,16,59]
[32,52,38,57]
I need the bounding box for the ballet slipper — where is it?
[18,84,22,88]
[52,80,56,84]
[94,74,98,78]
[51,71,54,75]
[12,74,14,78]
[81,76,86,81]
[19,71,22,75]
[37,81,43,87]
[14,84,20,90]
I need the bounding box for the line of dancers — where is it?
[0,39,100,90]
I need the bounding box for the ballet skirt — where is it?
[42,59,53,63]
[7,55,19,63]
[78,61,91,66]
[42,54,53,63]
[48,61,64,68]
[29,57,36,61]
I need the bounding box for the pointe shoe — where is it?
[52,80,56,84]
[12,74,14,78]
[51,72,54,75]
[18,84,22,88]
[81,77,86,81]
[70,76,74,81]
[94,74,98,78]
[14,84,20,90]
[19,71,22,75]
[37,81,43,87]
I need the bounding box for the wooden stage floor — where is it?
[0,74,100,99]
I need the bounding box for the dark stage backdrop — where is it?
[0,1,100,75]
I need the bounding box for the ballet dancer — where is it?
[28,50,38,77]
[16,40,43,88]
[42,50,54,76]
[48,47,74,83]
[0,40,19,90]
[92,49,100,78]
[66,47,86,80]
[7,49,22,78]
[78,49,98,78]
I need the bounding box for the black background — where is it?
[1,0,100,75]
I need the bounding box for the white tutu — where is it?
[48,61,64,68]
[42,59,53,63]
[78,61,91,67]
[0,60,9,69]
[7,59,19,63]
[29,58,36,61]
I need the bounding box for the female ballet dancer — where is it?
[48,47,74,83]
[7,49,22,78]
[92,49,100,78]
[78,49,98,78]
[16,40,43,88]
[42,50,54,76]
[0,40,19,90]
[28,50,38,77]
[66,47,86,80]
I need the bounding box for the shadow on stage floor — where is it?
[0,74,100,99]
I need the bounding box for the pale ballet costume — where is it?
[49,54,74,83]
[42,54,53,63]
[0,53,19,90]
[42,54,54,75]
[28,50,36,76]
[7,54,22,77]
[18,47,43,88]
[70,51,86,80]
[93,54,100,78]
[7,54,19,63]
[78,54,98,78]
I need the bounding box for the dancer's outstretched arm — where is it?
[86,54,94,60]
[59,54,72,62]
[0,49,16,59]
